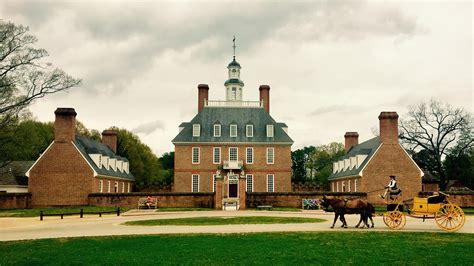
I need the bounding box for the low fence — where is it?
[40,208,121,221]
[419,191,474,207]
[246,192,367,208]
[0,193,31,209]
[88,192,215,209]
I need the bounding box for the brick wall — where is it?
[0,193,31,209]
[292,183,324,192]
[246,192,367,208]
[29,142,95,206]
[361,143,422,205]
[174,144,292,192]
[88,192,215,208]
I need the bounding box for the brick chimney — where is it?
[54,107,77,143]
[344,132,359,153]
[102,129,118,153]
[259,85,270,113]
[197,84,209,112]
[379,111,399,145]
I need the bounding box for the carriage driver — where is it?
[379,175,400,200]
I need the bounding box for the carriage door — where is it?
[228,175,238,198]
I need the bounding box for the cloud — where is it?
[308,105,364,116]
[132,120,165,136]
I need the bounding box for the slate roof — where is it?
[328,137,381,180]
[172,106,293,144]
[224,78,244,86]
[228,58,241,68]
[0,161,33,186]
[74,136,134,180]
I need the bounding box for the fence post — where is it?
[61,214,63,219]
[99,213,102,217]
[117,207,120,216]
[40,211,43,221]
[80,208,83,218]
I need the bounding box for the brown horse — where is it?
[320,195,375,228]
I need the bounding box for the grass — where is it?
[254,207,302,212]
[124,216,324,226]
[156,207,212,212]
[0,232,472,265]
[0,206,129,217]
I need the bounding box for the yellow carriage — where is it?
[383,192,466,232]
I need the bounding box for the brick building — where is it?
[26,108,134,206]
[172,52,293,209]
[328,112,423,205]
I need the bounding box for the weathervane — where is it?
[232,35,236,59]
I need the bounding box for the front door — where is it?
[229,183,238,198]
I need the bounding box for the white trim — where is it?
[266,124,274,138]
[71,141,99,176]
[266,147,275,164]
[246,174,253,192]
[122,181,125,193]
[107,180,111,193]
[229,147,238,161]
[230,124,237,137]
[192,174,199,192]
[246,147,254,164]
[114,181,118,193]
[25,141,55,177]
[267,174,274,192]
[99,179,103,193]
[213,124,221,137]
[192,124,201,137]
[348,180,351,192]
[399,143,424,177]
[358,143,382,176]
[246,124,254,137]
[192,147,200,164]
[127,183,131,193]
[213,147,221,164]
[96,175,134,181]
[354,179,358,192]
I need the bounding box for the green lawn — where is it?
[124,216,324,226]
[0,206,128,217]
[0,232,472,265]
[254,207,302,212]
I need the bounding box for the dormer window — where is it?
[192,124,200,137]
[105,157,110,170]
[266,125,274,138]
[123,162,129,173]
[230,124,237,137]
[214,124,221,137]
[246,125,253,137]
[98,155,102,169]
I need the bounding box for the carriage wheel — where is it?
[383,211,406,230]
[435,204,465,232]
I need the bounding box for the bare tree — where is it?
[0,21,81,126]
[399,99,473,189]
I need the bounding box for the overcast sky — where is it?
[1,1,472,156]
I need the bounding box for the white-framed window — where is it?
[98,155,102,169]
[105,157,110,170]
[342,181,346,192]
[114,181,118,193]
[246,147,253,164]
[348,180,351,192]
[267,174,274,192]
[107,180,111,193]
[192,124,200,137]
[266,125,274,138]
[192,147,200,164]
[213,147,221,164]
[246,174,253,192]
[213,174,217,192]
[230,124,237,137]
[336,182,339,192]
[266,147,274,164]
[246,124,253,137]
[99,179,103,193]
[229,147,238,161]
[192,174,199,192]
[332,182,335,192]
[354,179,357,192]
[122,182,125,193]
[213,124,221,137]
[127,183,130,193]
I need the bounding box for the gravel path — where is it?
[0,210,472,241]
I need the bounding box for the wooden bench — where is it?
[257,205,273,211]
[138,198,158,209]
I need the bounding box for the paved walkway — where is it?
[0,210,472,241]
